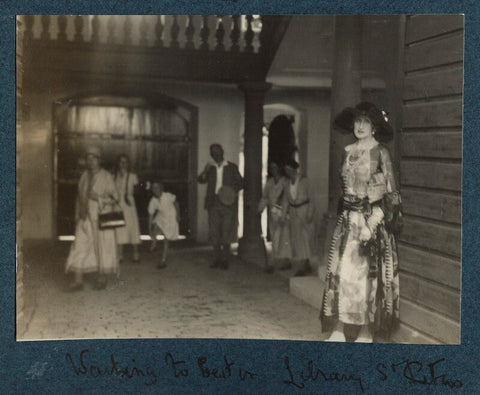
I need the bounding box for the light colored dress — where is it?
[258,177,291,260]
[283,175,315,260]
[148,192,179,240]
[321,139,400,335]
[65,168,119,275]
[114,172,141,245]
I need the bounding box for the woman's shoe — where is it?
[265,265,275,274]
[325,330,346,342]
[64,282,84,293]
[354,336,373,343]
[355,326,373,343]
[279,262,292,270]
[157,261,167,269]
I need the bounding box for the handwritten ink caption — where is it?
[65,349,463,391]
[65,349,257,386]
[376,358,463,390]
[282,356,463,393]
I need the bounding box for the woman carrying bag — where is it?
[65,146,121,291]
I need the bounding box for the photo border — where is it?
[3,1,479,393]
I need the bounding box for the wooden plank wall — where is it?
[398,15,463,344]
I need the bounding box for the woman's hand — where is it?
[359,225,372,241]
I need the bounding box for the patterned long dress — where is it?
[320,139,401,335]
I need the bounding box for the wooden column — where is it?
[238,81,271,265]
[328,15,362,212]
[319,15,363,265]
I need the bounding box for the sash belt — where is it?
[342,196,370,213]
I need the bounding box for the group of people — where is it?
[197,143,316,277]
[65,148,180,292]
[64,100,402,343]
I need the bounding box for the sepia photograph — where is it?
[16,14,463,344]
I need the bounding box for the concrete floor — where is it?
[19,242,328,342]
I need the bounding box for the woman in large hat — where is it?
[65,146,120,291]
[320,102,402,342]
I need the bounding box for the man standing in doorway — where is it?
[198,144,244,269]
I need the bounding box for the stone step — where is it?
[289,275,325,310]
[317,264,327,280]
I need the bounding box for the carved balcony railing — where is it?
[21,15,291,83]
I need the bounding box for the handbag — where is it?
[383,191,404,235]
[98,202,126,229]
[217,185,236,206]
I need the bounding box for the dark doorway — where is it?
[267,114,297,170]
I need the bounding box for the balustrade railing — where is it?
[23,15,268,53]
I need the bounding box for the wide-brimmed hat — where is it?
[85,145,101,158]
[333,101,394,142]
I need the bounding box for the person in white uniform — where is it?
[148,182,180,269]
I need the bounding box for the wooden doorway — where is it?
[268,114,297,167]
[53,93,198,239]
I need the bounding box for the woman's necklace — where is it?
[348,149,362,164]
[348,138,376,165]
